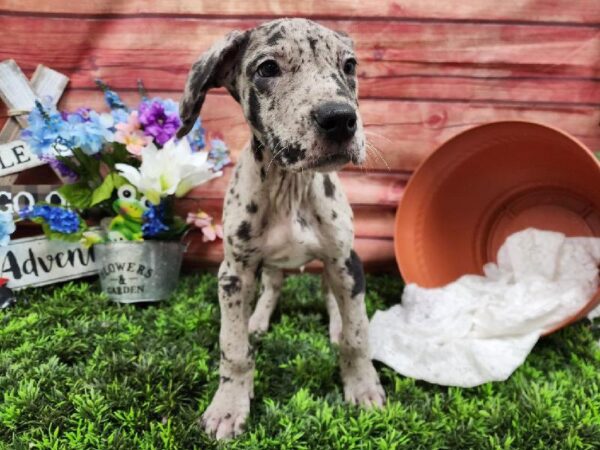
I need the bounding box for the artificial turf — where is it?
[0,273,599,449]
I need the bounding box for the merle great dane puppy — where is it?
[177,18,385,440]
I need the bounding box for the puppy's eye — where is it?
[343,58,357,76]
[257,60,281,78]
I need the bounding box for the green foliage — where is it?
[58,182,94,210]
[58,145,135,211]
[0,274,599,449]
[91,173,128,207]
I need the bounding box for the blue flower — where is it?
[62,111,114,155]
[0,211,16,247]
[208,139,231,171]
[20,205,81,234]
[142,204,169,237]
[21,99,67,157]
[96,79,128,111]
[111,108,130,125]
[188,118,206,151]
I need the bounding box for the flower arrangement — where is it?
[1,81,230,248]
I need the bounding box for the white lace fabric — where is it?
[370,228,600,387]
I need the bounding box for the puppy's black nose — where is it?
[312,102,357,142]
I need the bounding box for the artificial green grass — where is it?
[0,273,599,449]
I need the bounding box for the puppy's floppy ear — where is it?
[177,30,249,139]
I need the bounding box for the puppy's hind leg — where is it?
[322,274,342,344]
[249,267,284,335]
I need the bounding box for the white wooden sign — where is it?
[0,60,70,184]
[0,235,100,290]
[0,140,43,177]
[0,185,63,213]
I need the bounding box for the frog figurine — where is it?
[107,185,151,242]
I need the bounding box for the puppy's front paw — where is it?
[201,384,251,440]
[342,361,386,408]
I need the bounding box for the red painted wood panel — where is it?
[2,89,598,172]
[182,169,408,207]
[1,0,598,270]
[1,0,598,24]
[1,16,597,96]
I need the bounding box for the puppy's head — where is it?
[177,18,365,172]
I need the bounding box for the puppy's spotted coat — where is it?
[177,18,385,440]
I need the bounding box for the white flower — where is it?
[115,138,221,204]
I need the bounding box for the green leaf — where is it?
[71,147,101,184]
[58,182,93,209]
[90,173,127,206]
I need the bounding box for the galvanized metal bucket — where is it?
[94,241,185,303]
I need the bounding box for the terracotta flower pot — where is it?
[394,121,600,333]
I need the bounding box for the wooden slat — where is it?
[0,16,598,102]
[1,0,598,24]
[181,168,408,207]
[2,89,599,172]
[177,201,397,239]
[183,235,396,270]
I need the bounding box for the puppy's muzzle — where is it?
[312,102,357,143]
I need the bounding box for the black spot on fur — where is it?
[227,236,233,246]
[260,167,266,182]
[345,250,365,297]
[252,137,264,162]
[236,221,252,241]
[220,376,233,383]
[248,88,264,133]
[267,30,284,46]
[220,275,241,296]
[331,73,351,98]
[347,76,356,92]
[332,210,338,220]
[246,201,258,214]
[255,259,263,279]
[282,144,306,165]
[315,214,322,224]
[297,214,308,228]
[308,37,318,56]
[323,175,336,197]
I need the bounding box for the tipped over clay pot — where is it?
[394,121,600,333]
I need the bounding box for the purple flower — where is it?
[139,100,181,146]
[41,155,78,182]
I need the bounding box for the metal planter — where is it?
[94,241,185,303]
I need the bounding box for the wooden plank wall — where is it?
[1,0,599,271]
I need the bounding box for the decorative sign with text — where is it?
[0,59,69,184]
[0,185,64,213]
[0,140,43,177]
[0,235,100,290]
